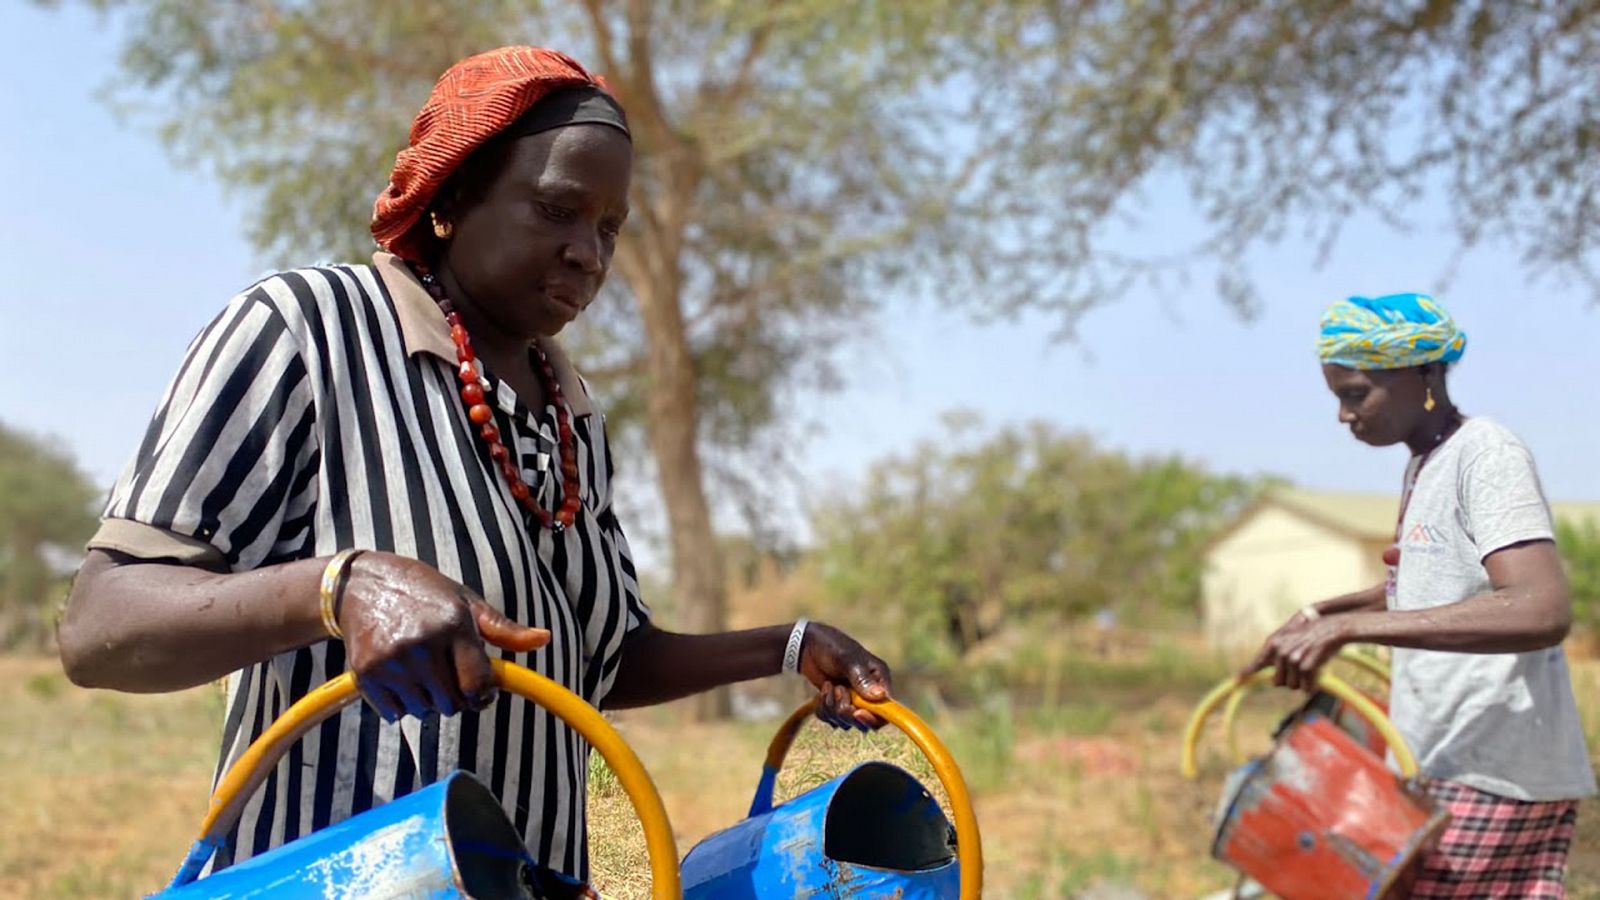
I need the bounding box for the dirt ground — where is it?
[1,655,1595,898]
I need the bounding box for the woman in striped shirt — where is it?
[56,47,892,883]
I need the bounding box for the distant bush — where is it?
[1559,518,1600,636]
[0,423,100,650]
[807,414,1266,675]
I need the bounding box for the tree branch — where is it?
[624,0,668,127]
[718,18,773,111]
[580,0,622,77]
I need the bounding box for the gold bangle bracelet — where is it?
[319,550,361,639]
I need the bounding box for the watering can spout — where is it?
[682,762,961,899]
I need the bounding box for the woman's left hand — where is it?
[797,623,894,731]
[1243,616,1351,691]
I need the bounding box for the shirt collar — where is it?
[372,252,593,417]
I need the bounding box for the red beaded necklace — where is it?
[413,265,583,532]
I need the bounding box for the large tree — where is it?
[0,423,101,650]
[64,0,1599,713]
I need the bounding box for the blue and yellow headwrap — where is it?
[1316,293,1467,370]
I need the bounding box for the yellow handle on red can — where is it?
[1181,668,1416,781]
[191,659,681,898]
[1220,648,1391,762]
[758,694,984,900]
[1331,647,1393,685]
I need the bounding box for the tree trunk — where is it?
[592,2,732,719]
[631,276,731,721]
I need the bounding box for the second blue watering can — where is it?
[681,694,982,899]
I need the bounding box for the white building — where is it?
[1201,489,1600,649]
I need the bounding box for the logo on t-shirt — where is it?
[1402,521,1448,554]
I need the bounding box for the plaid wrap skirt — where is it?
[1409,777,1579,899]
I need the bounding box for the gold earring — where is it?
[1424,387,1436,412]
[431,211,453,240]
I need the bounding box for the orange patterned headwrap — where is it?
[371,46,616,263]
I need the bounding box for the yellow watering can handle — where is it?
[1220,648,1391,761]
[759,694,984,900]
[190,659,682,899]
[1334,647,1392,685]
[1180,669,1417,781]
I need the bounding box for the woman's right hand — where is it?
[336,552,550,721]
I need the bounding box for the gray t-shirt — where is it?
[1389,416,1596,801]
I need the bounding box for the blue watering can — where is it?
[147,661,982,898]
[680,695,984,899]
[150,660,681,898]
[156,770,595,898]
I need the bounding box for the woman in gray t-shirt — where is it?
[1245,292,1594,897]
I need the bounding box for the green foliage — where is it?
[82,3,1598,471]
[1018,849,1142,900]
[1029,699,1116,737]
[811,413,1264,669]
[51,1,1600,573]
[0,423,101,650]
[961,1,1600,310]
[25,671,66,700]
[71,1,1009,478]
[73,2,1600,329]
[49,2,1600,672]
[585,747,622,800]
[933,689,1017,794]
[1559,517,1600,632]
[49,0,1600,443]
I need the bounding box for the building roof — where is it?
[1254,488,1600,543]
[1271,489,1398,541]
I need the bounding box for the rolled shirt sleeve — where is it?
[90,288,319,570]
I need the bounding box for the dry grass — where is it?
[0,655,1596,898]
[0,658,223,899]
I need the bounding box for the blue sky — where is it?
[5,5,1597,561]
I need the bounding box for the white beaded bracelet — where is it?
[782,618,810,675]
[1299,604,1322,623]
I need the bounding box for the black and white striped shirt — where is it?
[88,252,650,878]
